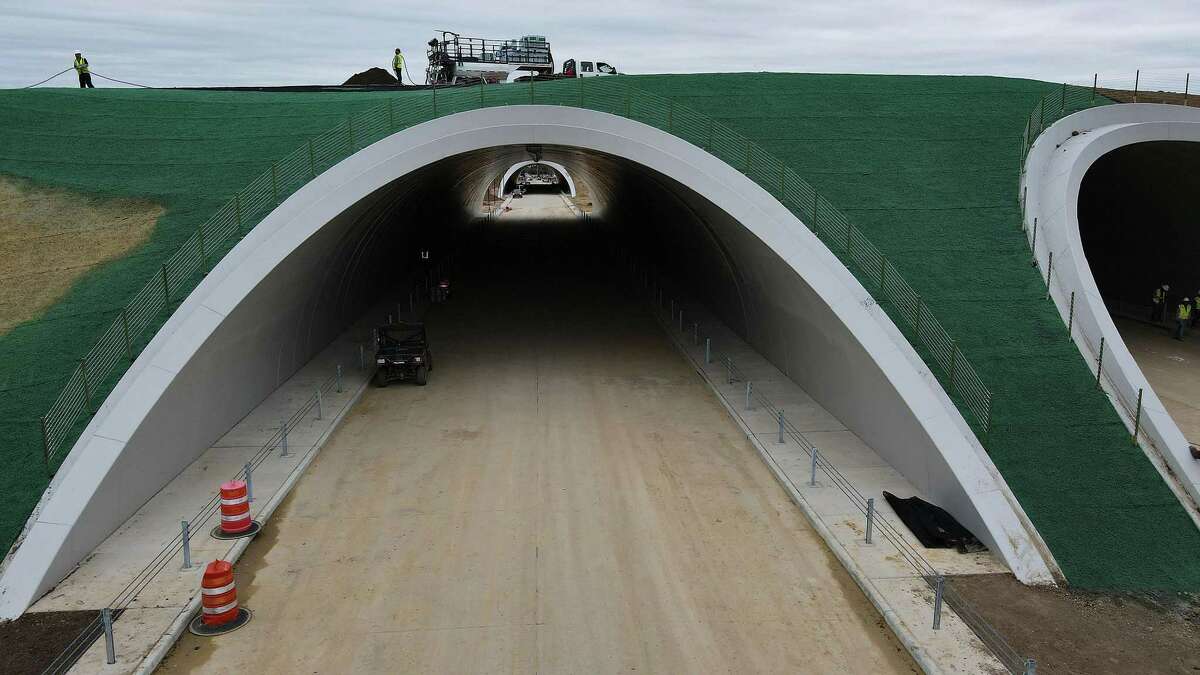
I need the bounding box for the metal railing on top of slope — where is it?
[35,76,993,480]
[1017,76,1200,491]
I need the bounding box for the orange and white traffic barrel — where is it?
[211,479,260,540]
[188,560,252,636]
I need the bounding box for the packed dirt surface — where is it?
[0,175,162,336]
[953,574,1200,674]
[160,220,916,674]
[0,609,99,673]
[1099,88,1200,108]
[1116,317,1200,446]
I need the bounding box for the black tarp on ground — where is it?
[883,491,986,553]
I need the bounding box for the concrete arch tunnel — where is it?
[0,106,1056,617]
[500,159,577,196]
[1021,103,1200,517]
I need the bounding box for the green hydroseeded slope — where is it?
[1,75,1198,591]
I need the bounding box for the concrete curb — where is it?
[131,372,371,675]
[652,310,945,675]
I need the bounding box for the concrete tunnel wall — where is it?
[0,106,1056,617]
[1020,103,1200,519]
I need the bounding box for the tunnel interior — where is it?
[1078,141,1200,313]
[503,162,568,195]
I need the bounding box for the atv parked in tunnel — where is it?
[374,322,432,386]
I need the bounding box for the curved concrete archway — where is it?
[0,106,1055,617]
[500,160,577,196]
[1021,103,1200,514]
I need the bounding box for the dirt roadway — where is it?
[160,221,916,674]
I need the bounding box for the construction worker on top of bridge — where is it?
[1175,298,1193,340]
[1152,283,1169,322]
[73,51,94,88]
[393,49,405,86]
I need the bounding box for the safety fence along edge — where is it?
[37,76,993,479]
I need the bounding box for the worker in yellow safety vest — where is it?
[1152,284,1169,322]
[393,49,405,86]
[73,51,94,88]
[1175,298,1193,341]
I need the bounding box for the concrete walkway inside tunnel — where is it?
[160,209,917,673]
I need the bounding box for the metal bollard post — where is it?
[180,520,192,570]
[316,389,323,420]
[359,344,365,371]
[336,364,343,393]
[865,498,875,544]
[244,461,254,502]
[101,607,116,665]
[745,381,753,410]
[1024,658,1037,675]
[678,310,684,333]
[705,338,711,364]
[692,322,699,345]
[280,418,289,457]
[932,575,945,629]
[777,410,785,444]
[810,448,819,486]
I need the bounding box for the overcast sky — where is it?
[2,1,1197,89]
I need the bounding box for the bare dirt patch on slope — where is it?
[0,175,162,336]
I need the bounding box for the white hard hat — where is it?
[1164,284,1171,290]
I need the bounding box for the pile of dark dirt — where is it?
[0,610,100,673]
[342,67,397,86]
[951,574,1200,674]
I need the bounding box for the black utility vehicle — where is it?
[374,322,432,386]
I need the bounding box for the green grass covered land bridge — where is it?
[1,73,1197,591]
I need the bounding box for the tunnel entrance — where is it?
[6,108,1050,619]
[1078,140,1200,319]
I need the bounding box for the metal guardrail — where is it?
[36,76,992,485]
[616,248,1032,674]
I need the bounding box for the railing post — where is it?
[307,138,316,178]
[1067,291,1076,338]
[865,497,875,544]
[1132,388,1144,443]
[1030,217,1038,257]
[1096,336,1106,389]
[1186,73,1191,107]
[1060,82,1067,113]
[705,338,711,364]
[777,410,785,444]
[197,222,208,270]
[79,358,93,411]
[121,308,134,361]
[692,321,699,345]
[1091,73,1098,103]
[271,162,279,204]
[244,461,254,502]
[336,364,343,393]
[280,417,289,457]
[180,519,192,570]
[101,608,116,665]
[161,263,170,304]
[1134,69,1140,103]
[810,448,819,486]
[1045,251,1054,298]
[745,381,753,411]
[932,575,945,629]
[40,416,52,476]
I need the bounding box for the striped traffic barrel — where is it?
[200,560,239,626]
[219,480,251,534]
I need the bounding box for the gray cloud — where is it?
[1,0,1196,88]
